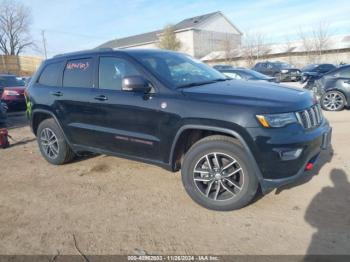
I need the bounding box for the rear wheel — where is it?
[181,135,258,211]
[321,91,346,111]
[37,118,75,165]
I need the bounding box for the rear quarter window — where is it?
[38,62,63,86]
[63,58,93,88]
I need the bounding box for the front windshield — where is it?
[131,52,227,88]
[242,69,270,79]
[276,62,293,69]
[0,76,25,87]
[302,64,318,71]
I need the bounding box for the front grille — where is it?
[296,104,323,129]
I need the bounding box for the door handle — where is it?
[94,95,108,101]
[344,80,350,84]
[50,91,63,97]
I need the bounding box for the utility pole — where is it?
[41,30,47,59]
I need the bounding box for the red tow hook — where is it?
[305,162,314,171]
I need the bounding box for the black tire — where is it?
[181,135,259,211]
[321,91,346,111]
[37,118,75,165]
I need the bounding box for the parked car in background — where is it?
[315,65,350,111]
[213,64,235,70]
[0,74,26,109]
[301,64,337,90]
[217,68,278,83]
[252,61,301,82]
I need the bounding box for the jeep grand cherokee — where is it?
[26,49,332,211]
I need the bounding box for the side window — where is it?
[63,58,93,88]
[38,62,63,86]
[99,57,142,90]
[338,68,350,78]
[267,63,273,69]
[223,72,242,80]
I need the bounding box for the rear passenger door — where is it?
[55,56,107,149]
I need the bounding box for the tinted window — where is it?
[38,62,62,86]
[274,62,293,69]
[223,72,242,80]
[302,64,318,71]
[320,64,335,72]
[0,76,25,87]
[99,57,141,90]
[132,52,226,88]
[63,58,93,88]
[338,67,350,78]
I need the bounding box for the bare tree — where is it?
[157,25,182,51]
[220,34,238,64]
[298,28,315,63]
[0,0,33,55]
[242,31,268,67]
[313,21,332,59]
[298,21,332,63]
[283,36,295,64]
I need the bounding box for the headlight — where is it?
[281,69,288,73]
[256,113,297,128]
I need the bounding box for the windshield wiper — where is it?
[177,78,228,88]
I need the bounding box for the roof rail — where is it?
[53,48,115,58]
[96,47,114,51]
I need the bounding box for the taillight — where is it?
[3,90,19,96]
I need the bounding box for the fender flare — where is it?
[31,109,74,148]
[169,124,264,187]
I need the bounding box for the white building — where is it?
[98,11,242,58]
[201,35,350,67]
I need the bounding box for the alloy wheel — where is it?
[322,92,344,111]
[193,152,244,201]
[40,128,59,159]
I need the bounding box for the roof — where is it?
[98,11,222,49]
[50,48,181,62]
[98,30,162,49]
[174,11,221,30]
[201,34,350,61]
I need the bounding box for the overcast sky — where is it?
[24,0,350,57]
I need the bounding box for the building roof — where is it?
[98,11,222,49]
[201,34,350,61]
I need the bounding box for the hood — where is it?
[181,80,315,113]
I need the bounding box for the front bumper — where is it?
[247,120,332,192]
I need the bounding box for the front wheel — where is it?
[321,91,346,111]
[181,135,258,211]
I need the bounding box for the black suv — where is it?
[26,49,332,211]
[253,61,301,82]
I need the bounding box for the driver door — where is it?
[92,55,163,161]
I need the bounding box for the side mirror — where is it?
[122,76,151,93]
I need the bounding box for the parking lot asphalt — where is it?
[0,83,349,256]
